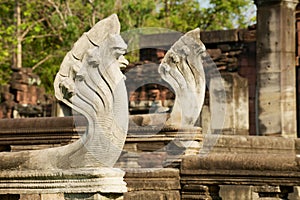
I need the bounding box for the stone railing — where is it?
[0,116,84,152]
[181,135,300,199]
[1,117,300,199]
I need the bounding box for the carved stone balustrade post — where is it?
[253,185,294,200]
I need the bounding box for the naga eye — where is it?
[75,74,85,82]
[160,64,171,75]
[112,47,126,59]
[163,64,171,72]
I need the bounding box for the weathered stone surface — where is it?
[201,135,295,154]
[200,29,239,44]
[116,126,202,168]
[125,63,175,115]
[124,168,180,200]
[20,194,64,200]
[0,168,126,194]
[124,191,180,200]
[184,135,298,173]
[180,141,300,199]
[181,159,300,199]
[220,185,259,200]
[255,0,298,137]
[182,153,298,172]
[253,185,293,200]
[0,116,86,152]
[65,193,123,200]
[181,135,300,199]
[139,32,182,49]
[209,72,249,135]
[182,184,222,200]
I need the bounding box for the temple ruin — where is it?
[0,0,300,199]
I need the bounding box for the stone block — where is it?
[0,168,126,197]
[220,185,258,200]
[139,32,182,49]
[64,193,123,200]
[124,191,180,200]
[201,135,295,154]
[124,168,180,200]
[210,72,249,134]
[125,168,180,191]
[20,194,64,200]
[200,29,239,44]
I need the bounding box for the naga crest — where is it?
[159,28,206,128]
[53,14,130,168]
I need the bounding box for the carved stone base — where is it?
[0,168,126,200]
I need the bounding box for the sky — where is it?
[198,0,210,8]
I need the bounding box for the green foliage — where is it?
[0,2,15,84]
[200,0,255,30]
[0,0,255,93]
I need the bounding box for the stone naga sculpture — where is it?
[0,14,129,170]
[158,28,206,128]
[0,15,207,170]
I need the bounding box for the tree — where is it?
[200,0,255,30]
[0,0,95,91]
[0,1,15,84]
[157,0,255,32]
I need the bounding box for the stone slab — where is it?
[201,135,295,154]
[0,168,126,194]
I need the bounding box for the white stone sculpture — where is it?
[158,28,206,128]
[0,14,129,170]
[0,14,128,198]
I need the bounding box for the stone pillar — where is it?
[255,0,298,137]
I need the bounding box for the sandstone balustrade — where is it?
[181,135,300,199]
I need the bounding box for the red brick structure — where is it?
[0,68,53,118]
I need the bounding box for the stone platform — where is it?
[0,168,126,200]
